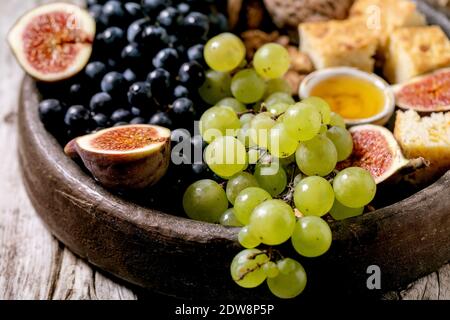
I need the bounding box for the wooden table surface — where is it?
[0,0,449,300]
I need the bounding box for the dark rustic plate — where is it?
[18,2,450,300]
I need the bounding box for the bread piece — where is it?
[263,0,354,29]
[299,18,378,72]
[394,110,450,182]
[384,26,450,83]
[350,0,426,54]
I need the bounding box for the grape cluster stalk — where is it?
[183,33,377,299]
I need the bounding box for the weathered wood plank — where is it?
[51,249,137,300]
[400,264,450,300]
[0,0,136,301]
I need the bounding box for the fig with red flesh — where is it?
[393,68,450,112]
[64,125,171,191]
[337,125,424,184]
[8,3,95,82]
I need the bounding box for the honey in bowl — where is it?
[310,75,385,120]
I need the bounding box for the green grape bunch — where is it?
[181,33,377,299]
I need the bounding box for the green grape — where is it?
[234,187,272,225]
[295,135,338,176]
[294,176,334,217]
[326,126,354,161]
[330,112,346,128]
[240,113,255,125]
[226,172,259,204]
[293,173,304,187]
[276,112,285,124]
[333,167,376,208]
[279,153,296,167]
[238,225,261,248]
[217,97,247,113]
[283,103,321,141]
[199,106,241,143]
[198,70,232,105]
[236,124,254,147]
[264,92,295,108]
[220,208,243,227]
[253,43,290,79]
[277,258,297,275]
[183,179,228,223]
[204,33,246,72]
[329,199,364,221]
[302,96,331,124]
[230,249,269,288]
[291,216,332,258]
[264,78,292,98]
[257,152,273,165]
[254,163,287,197]
[249,112,276,149]
[249,199,295,245]
[268,123,298,158]
[267,259,307,299]
[231,69,266,104]
[263,261,279,278]
[204,136,247,178]
[319,124,328,134]
[267,102,290,116]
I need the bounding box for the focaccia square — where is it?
[394,109,450,183]
[384,26,450,83]
[299,18,378,72]
[350,0,426,55]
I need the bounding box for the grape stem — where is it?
[236,250,270,281]
[248,250,269,260]
[247,146,270,166]
[237,262,266,281]
[326,169,339,184]
[237,110,256,116]
[278,163,297,206]
[266,247,284,261]
[237,248,285,281]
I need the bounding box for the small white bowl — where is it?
[299,67,395,126]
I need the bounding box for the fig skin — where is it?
[64,125,171,191]
[8,3,96,82]
[393,68,450,113]
[339,125,424,184]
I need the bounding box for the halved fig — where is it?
[8,3,95,82]
[64,125,171,190]
[393,68,450,112]
[337,125,424,184]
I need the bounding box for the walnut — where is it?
[284,70,306,96]
[241,30,280,60]
[263,0,354,29]
[287,46,314,73]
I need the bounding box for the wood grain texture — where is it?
[0,0,448,300]
[0,0,136,301]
